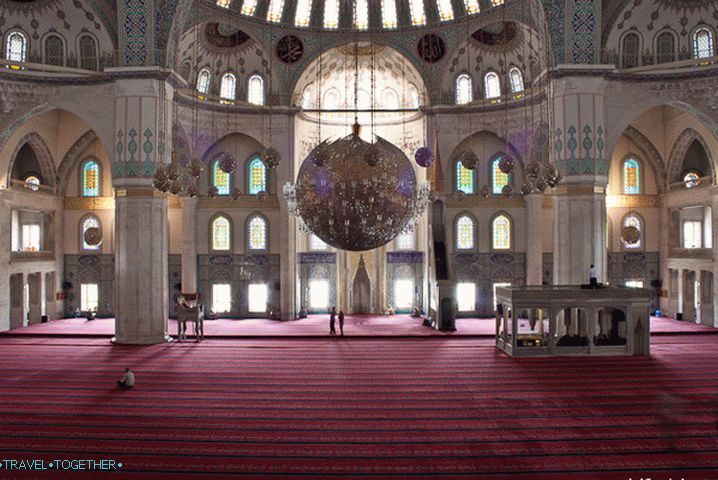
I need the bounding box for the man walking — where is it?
[338,310,345,336]
[329,306,337,336]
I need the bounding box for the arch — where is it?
[43,33,65,67]
[80,158,101,197]
[484,72,501,99]
[621,212,643,250]
[509,67,524,94]
[77,33,99,70]
[622,126,666,191]
[654,30,676,64]
[7,132,56,188]
[196,68,211,95]
[490,154,511,194]
[455,73,473,105]
[247,74,265,105]
[210,156,233,195]
[79,214,102,252]
[246,155,267,194]
[220,72,237,101]
[668,128,716,184]
[5,30,28,63]
[454,212,477,251]
[692,26,715,60]
[622,156,641,195]
[322,87,341,109]
[57,130,99,196]
[455,158,475,194]
[246,213,269,251]
[620,31,641,69]
[209,213,232,252]
[491,212,513,251]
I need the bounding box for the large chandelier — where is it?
[284,124,430,251]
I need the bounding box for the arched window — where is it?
[212,158,232,195]
[241,0,258,15]
[407,83,420,109]
[456,161,475,194]
[266,0,285,22]
[509,68,524,94]
[492,214,511,250]
[197,69,211,95]
[211,215,231,251]
[381,0,398,28]
[24,175,40,191]
[621,32,640,68]
[301,85,314,109]
[436,0,454,21]
[247,215,268,250]
[81,159,100,197]
[490,0,504,5]
[220,73,237,101]
[323,0,340,28]
[684,171,701,188]
[395,230,415,250]
[464,0,480,14]
[247,156,267,194]
[455,214,475,250]
[354,0,369,29]
[78,35,98,70]
[323,88,340,109]
[44,35,64,66]
[621,213,642,249]
[622,157,640,195]
[80,215,102,251]
[294,0,313,26]
[656,32,676,64]
[455,74,472,105]
[491,156,510,194]
[408,0,426,26]
[6,31,27,63]
[693,28,714,59]
[383,88,399,110]
[484,72,501,99]
[248,74,265,105]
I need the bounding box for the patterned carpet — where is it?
[0,335,717,478]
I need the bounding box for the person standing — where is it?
[588,264,598,289]
[338,310,345,336]
[117,367,135,389]
[329,306,337,336]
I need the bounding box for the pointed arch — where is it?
[209,213,233,252]
[80,158,101,197]
[491,212,513,251]
[454,212,477,251]
[7,132,56,188]
[622,126,666,191]
[668,128,715,184]
[210,156,233,195]
[57,130,99,196]
[246,212,269,251]
[490,154,511,194]
[246,155,267,194]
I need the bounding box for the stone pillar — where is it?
[111,74,173,344]
[525,193,543,285]
[278,115,296,320]
[712,193,718,326]
[658,200,670,314]
[180,197,198,294]
[551,74,608,285]
[0,198,10,331]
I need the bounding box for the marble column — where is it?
[111,74,173,344]
[278,115,297,320]
[0,198,10,331]
[180,197,198,294]
[551,74,608,285]
[525,193,544,285]
[712,193,718,326]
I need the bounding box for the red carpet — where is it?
[0,335,717,478]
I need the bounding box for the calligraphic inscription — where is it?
[417,34,445,63]
[276,35,304,64]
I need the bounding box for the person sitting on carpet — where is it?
[117,367,135,389]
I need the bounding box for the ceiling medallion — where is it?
[418,34,446,63]
[276,35,304,64]
[284,125,430,251]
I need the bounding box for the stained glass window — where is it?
[44,35,64,66]
[324,0,340,29]
[456,74,472,105]
[213,159,231,195]
[622,33,640,68]
[354,0,369,30]
[241,0,257,15]
[381,0,398,29]
[484,72,501,99]
[216,0,231,7]
[294,0,313,26]
[622,213,642,249]
[408,0,426,26]
[266,0,285,22]
[82,160,99,197]
[79,35,97,70]
[684,171,701,188]
[197,69,211,94]
[248,157,267,194]
[656,32,675,64]
[456,215,475,250]
[6,31,27,63]
[436,0,454,21]
[220,73,236,101]
[623,158,640,195]
[456,161,474,194]
[492,157,510,194]
[248,215,267,250]
[81,216,101,251]
[248,75,264,105]
[24,176,40,191]
[693,28,714,59]
[212,216,231,251]
[463,0,480,14]
[509,68,524,93]
[492,215,511,250]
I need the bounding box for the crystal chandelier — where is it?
[284,124,430,251]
